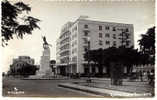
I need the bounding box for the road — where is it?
[3,78,102,97]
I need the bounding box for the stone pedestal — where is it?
[37,44,52,77]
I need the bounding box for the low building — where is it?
[13,56,34,65]
[9,56,35,76]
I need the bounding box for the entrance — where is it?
[84,68,89,74]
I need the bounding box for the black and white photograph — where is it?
[1,0,155,98]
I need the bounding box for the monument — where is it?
[37,36,53,77]
[28,36,53,79]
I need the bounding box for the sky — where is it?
[1,0,155,72]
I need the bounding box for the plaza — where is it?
[2,77,105,97]
[3,77,154,97]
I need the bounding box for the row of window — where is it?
[71,56,77,62]
[84,31,117,39]
[83,38,89,44]
[60,57,69,64]
[82,37,118,46]
[71,40,77,47]
[83,41,118,52]
[71,26,77,32]
[83,46,88,52]
[60,44,69,51]
[72,48,77,54]
[84,24,129,32]
[60,31,70,39]
[98,40,130,46]
[71,32,77,40]
[61,56,77,63]
[60,51,69,57]
[60,38,70,45]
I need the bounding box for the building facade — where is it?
[56,18,134,75]
[13,56,35,65]
[9,56,35,75]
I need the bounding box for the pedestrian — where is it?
[147,71,150,82]
[139,71,143,81]
[143,71,147,81]
[149,70,154,86]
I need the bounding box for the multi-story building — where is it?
[56,17,134,75]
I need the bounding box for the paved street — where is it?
[3,77,154,97]
[3,78,102,97]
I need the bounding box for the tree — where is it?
[21,64,38,76]
[138,27,155,64]
[2,0,40,46]
[95,49,104,75]
[138,27,155,55]
[84,48,104,75]
[9,63,38,77]
[84,46,143,85]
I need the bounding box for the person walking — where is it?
[139,71,143,81]
[147,71,150,82]
[149,70,154,86]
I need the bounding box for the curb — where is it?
[22,78,67,80]
[58,83,152,97]
[58,83,110,97]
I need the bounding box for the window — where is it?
[74,26,77,31]
[105,33,110,38]
[126,41,130,46]
[72,56,77,62]
[99,25,102,30]
[83,38,88,44]
[74,40,77,45]
[113,27,116,31]
[99,40,103,45]
[126,28,129,32]
[72,48,77,54]
[84,31,88,36]
[113,41,116,47]
[105,26,110,30]
[106,41,110,45]
[113,34,116,39]
[83,46,88,52]
[84,24,88,28]
[72,43,74,47]
[99,33,103,38]
[72,26,77,32]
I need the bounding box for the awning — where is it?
[56,63,67,66]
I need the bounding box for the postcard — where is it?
[1,0,155,98]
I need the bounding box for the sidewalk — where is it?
[58,79,154,97]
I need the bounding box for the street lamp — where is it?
[87,37,91,82]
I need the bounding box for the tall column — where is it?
[38,44,51,76]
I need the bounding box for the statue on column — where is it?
[37,36,52,77]
[42,36,52,49]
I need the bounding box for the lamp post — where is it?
[87,37,91,82]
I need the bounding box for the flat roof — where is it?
[72,18,133,26]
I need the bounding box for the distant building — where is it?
[13,56,35,65]
[9,56,35,75]
[56,17,134,75]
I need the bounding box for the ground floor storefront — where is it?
[56,63,128,77]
